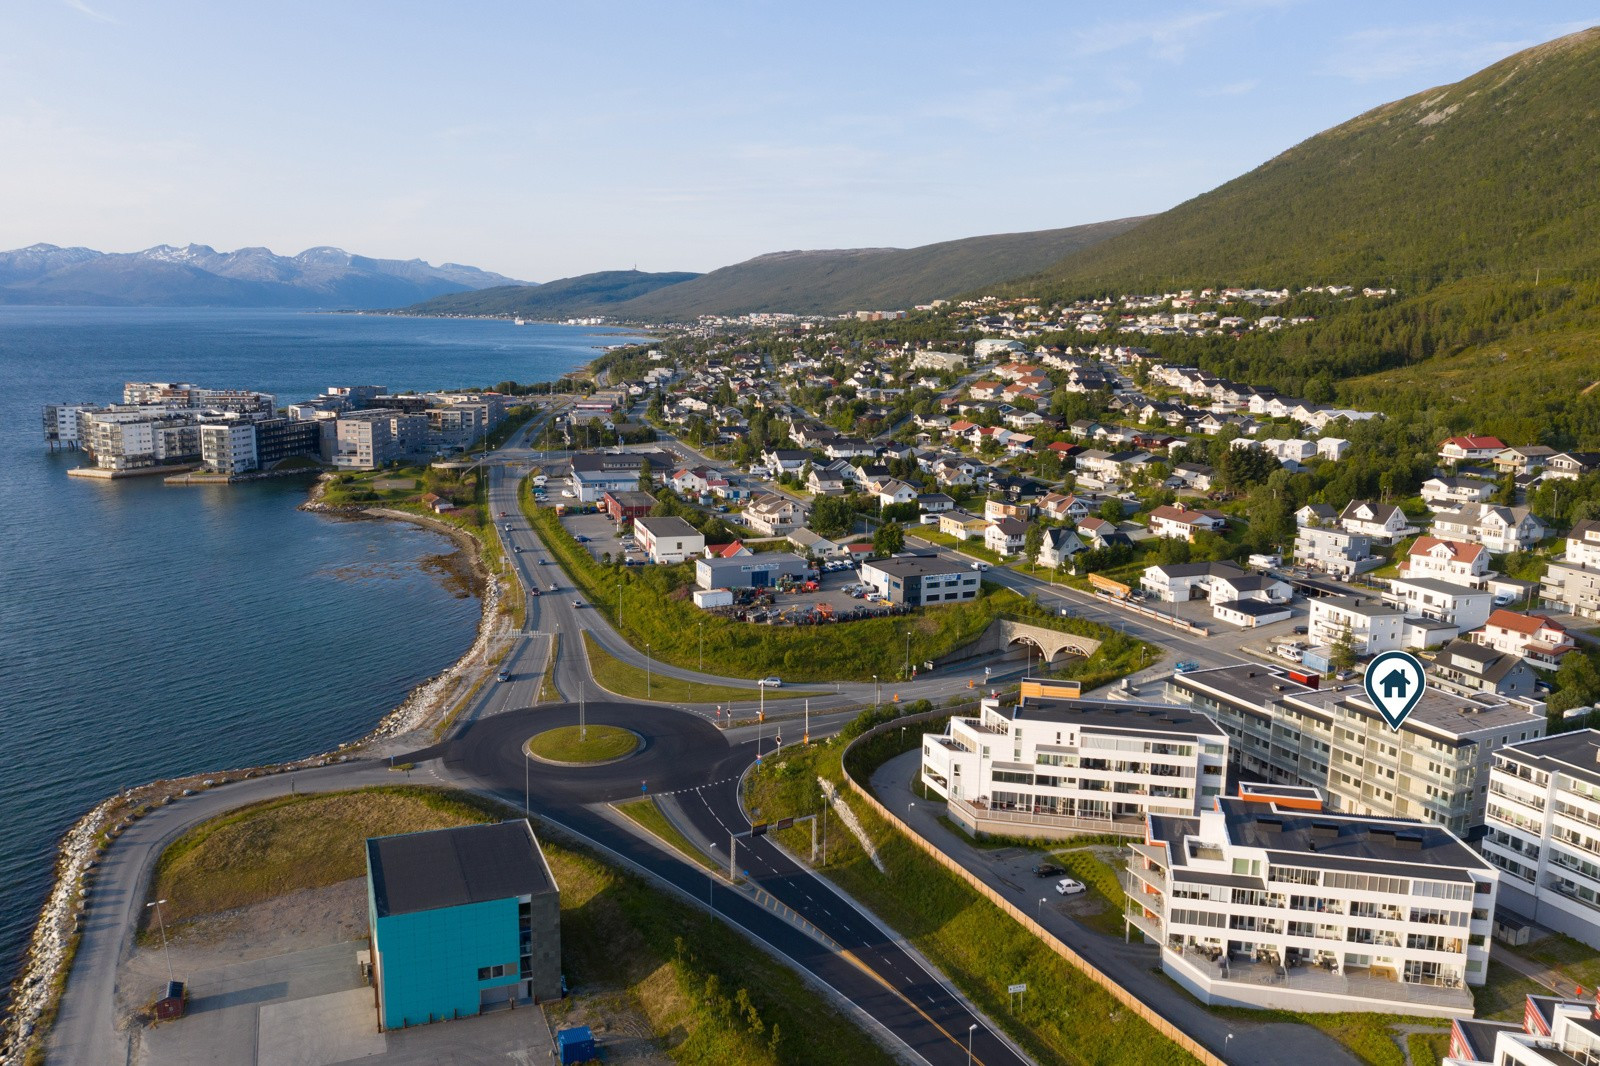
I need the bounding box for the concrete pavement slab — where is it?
[258,988,384,1066]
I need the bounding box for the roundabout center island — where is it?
[525,724,641,766]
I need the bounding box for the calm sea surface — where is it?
[0,307,642,1006]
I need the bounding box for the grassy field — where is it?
[1521,933,1600,989]
[528,724,640,763]
[580,632,822,704]
[615,797,721,872]
[1473,959,1549,1021]
[1049,844,1134,938]
[1408,1031,1451,1066]
[742,719,1202,1066]
[146,786,504,924]
[146,785,896,1066]
[525,482,1145,682]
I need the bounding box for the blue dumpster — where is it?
[556,1025,596,1064]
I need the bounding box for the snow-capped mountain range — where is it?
[0,243,534,307]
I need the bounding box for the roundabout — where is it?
[525,724,640,765]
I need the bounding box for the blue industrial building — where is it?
[365,819,561,1030]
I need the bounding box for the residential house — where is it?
[934,458,975,488]
[1037,527,1086,568]
[1474,609,1574,670]
[1429,640,1538,698]
[1431,504,1545,554]
[1383,576,1494,632]
[984,517,1029,556]
[788,528,841,559]
[1491,445,1556,475]
[873,479,919,509]
[1308,595,1405,654]
[938,510,988,541]
[1420,476,1494,510]
[916,492,956,515]
[1541,451,1600,481]
[1316,437,1349,461]
[1400,537,1489,587]
[742,493,806,536]
[1167,463,1216,493]
[1147,504,1226,541]
[1038,492,1091,522]
[760,448,812,474]
[1291,526,1376,578]
[806,460,851,496]
[1295,503,1337,528]
[1439,435,1507,465]
[1541,518,1600,619]
[1340,500,1417,545]
[1076,516,1132,550]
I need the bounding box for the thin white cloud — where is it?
[61,0,117,24]
[1074,9,1230,62]
[1321,22,1536,84]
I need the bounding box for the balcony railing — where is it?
[949,795,1145,838]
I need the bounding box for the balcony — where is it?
[1167,951,1474,1012]
[948,795,1145,839]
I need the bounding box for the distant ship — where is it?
[513,317,526,326]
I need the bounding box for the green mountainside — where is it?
[1022,27,1600,296]
[611,218,1147,318]
[1009,27,1600,444]
[404,270,701,316]
[400,219,1143,321]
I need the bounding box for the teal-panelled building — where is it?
[365,819,561,1030]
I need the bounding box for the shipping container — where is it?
[1287,669,1320,688]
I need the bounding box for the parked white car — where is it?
[1054,878,1087,896]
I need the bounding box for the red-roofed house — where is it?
[1148,504,1226,541]
[1439,435,1507,464]
[1400,536,1489,587]
[703,541,752,559]
[1474,609,1574,669]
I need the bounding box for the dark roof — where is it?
[1003,696,1226,738]
[1218,798,1489,873]
[864,555,971,579]
[1500,730,1600,790]
[1452,1019,1519,1061]
[1214,599,1292,618]
[368,820,554,918]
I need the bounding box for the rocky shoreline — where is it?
[0,477,517,1064]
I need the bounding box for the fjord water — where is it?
[0,307,641,1007]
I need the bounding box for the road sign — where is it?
[1363,650,1426,731]
[1007,983,1027,994]
[773,817,795,830]
[751,823,769,837]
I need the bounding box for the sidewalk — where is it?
[871,749,1363,1066]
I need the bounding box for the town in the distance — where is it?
[34,278,1600,1066]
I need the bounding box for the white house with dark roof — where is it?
[1383,576,1494,631]
[1428,639,1538,698]
[1420,476,1494,510]
[1340,500,1417,545]
[1431,504,1545,554]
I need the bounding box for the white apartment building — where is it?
[330,410,428,471]
[1384,577,1494,632]
[1483,730,1600,951]
[1292,526,1376,578]
[41,402,97,447]
[1170,665,1547,832]
[76,408,203,471]
[1309,595,1405,655]
[921,695,1228,841]
[199,420,259,475]
[1125,790,1497,1017]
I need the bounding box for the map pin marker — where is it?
[1363,650,1427,731]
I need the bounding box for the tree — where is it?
[638,457,654,493]
[1550,650,1600,717]
[810,495,856,539]
[874,521,905,556]
[1329,624,1358,672]
[1023,522,1044,566]
[1099,497,1124,522]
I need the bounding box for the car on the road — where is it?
[513,545,522,553]
[758,677,782,687]
[560,489,576,498]
[572,599,583,607]
[1292,625,1308,635]
[498,510,507,517]
[575,535,589,543]
[970,561,989,571]
[549,583,557,591]
[496,671,510,683]
[504,523,513,531]
[1032,863,1064,878]
[1173,661,1199,673]
[1054,877,1087,896]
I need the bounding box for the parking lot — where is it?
[556,508,646,564]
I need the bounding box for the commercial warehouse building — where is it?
[366,820,561,1031]
[858,555,979,606]
[694,551,810,590]
[1124,787,1497,1017]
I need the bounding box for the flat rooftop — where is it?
[1500,730,1600,790]
[635,515,701,538]
[368,820,555,918]
[998,696,1226,738]
[865,554,972,579]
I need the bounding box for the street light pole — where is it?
[646,643,652,699]
[904,631,911,679]
[804,699,810,746]
[967,1023,977,1065]
[146,899,174,983]
[874,674,880,710]
[698,621,704,674]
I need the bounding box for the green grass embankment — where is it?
[527,724,639,763]
[581,632,821,704]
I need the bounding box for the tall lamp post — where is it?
[904,632,911,680]
[697,621,705,674]
[967,1023,977,1065]
[646,643,652,699]
[616,580,623,631]
[873,674,880,711]
[146,899,174,983]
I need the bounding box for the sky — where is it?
[2,2,1596,282]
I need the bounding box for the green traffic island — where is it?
[525,725,642,765]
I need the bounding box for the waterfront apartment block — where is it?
[76,407,204,471]
[199,420,259,475]
[42,402,96,447]
[920,695,1228,840]
[330,410,429,470]
[1482,730,1600,950]
[1123,789,1497,1017]
[1169,665,1547,832]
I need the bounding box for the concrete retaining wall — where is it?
[842,711,1225,1066]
